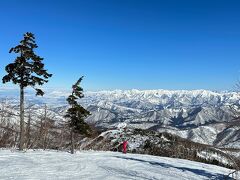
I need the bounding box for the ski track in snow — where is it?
[0,150,235,180]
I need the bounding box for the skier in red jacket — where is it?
[122,140,128,154]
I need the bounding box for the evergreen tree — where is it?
[2,32,52,150]
[65,77,91,154]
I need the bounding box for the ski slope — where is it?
[0,150,236,180]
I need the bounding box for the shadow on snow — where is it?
[113,156,233,180]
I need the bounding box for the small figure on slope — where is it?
[122,140,128,154]
[117,123,128,154]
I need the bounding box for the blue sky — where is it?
[0,0,240,91]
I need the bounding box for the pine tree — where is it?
[65,77,91,154]
[2,32,52,150]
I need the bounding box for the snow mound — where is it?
[0,150,236,180]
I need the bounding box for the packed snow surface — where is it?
[0,150,235,180]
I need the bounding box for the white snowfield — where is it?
[0,150,236,180]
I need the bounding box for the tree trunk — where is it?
[19,86,25,150]
[26,112,31,149]
[43,104,47,150]
[70,129,74,154]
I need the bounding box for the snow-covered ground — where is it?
[0,150,236,180]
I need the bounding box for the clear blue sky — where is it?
[0,0,240,91]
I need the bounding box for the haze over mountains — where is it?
[1,88,240,148]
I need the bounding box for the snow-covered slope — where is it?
[82,128,239,169]
[0,150,236,180]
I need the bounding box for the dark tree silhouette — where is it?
[2,32,52,150]
[65,77,91,154]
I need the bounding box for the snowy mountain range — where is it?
[84,89,240,149]
[1,88,240,148]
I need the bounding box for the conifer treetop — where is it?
[2,32,52,96]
